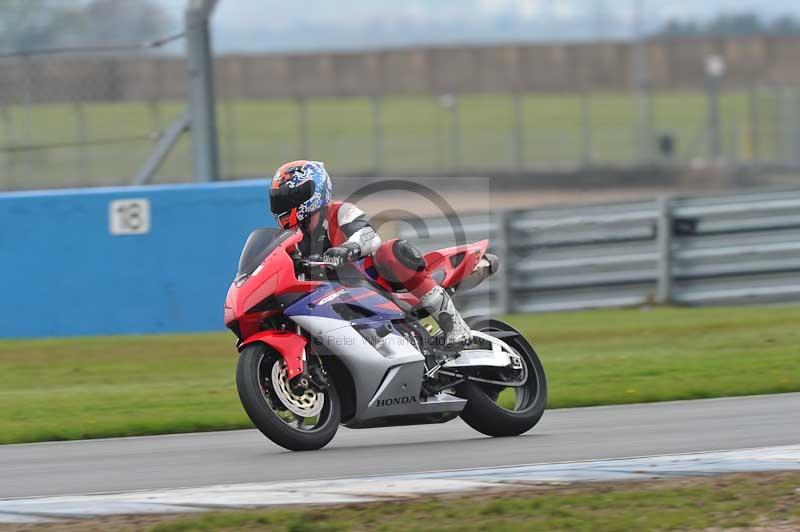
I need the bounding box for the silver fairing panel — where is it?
[290,315,466,424]
[444,330,522,369]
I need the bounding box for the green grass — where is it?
[507,305,800,408]
[0,89,781,190]
[131,472,800,531]
[0,305,798,445]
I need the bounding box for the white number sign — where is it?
[109,198,151,235]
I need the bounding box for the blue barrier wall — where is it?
[0,180,275,338]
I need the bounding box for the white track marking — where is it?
[1,444,799,523]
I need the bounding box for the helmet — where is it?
[269,160,332,229]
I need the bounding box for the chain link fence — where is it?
[5,82,800,190]
[0,0,190,190]
[215,85,800,180]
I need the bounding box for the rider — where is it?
[268,160,471,347]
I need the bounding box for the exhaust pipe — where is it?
[457,253,499,291]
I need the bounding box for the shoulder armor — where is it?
[337,202,366,226]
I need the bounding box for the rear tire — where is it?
[457,317,547,437]
[236,344,340,451]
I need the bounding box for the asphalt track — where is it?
[2,393,799,500]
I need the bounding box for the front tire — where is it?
[457,317,547,437]
[236,344,340,451]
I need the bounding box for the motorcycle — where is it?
[224,228,547,451]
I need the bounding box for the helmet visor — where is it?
[269,179,315,217]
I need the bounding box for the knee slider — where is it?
[392,239,426,272]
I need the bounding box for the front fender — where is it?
[239,330,306,380]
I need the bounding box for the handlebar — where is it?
[303,260,337,268]
[301,260,337,268]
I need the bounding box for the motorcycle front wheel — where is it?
[457,317,547,437]
[236,344,340,451]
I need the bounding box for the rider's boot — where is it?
[419,285,472,348]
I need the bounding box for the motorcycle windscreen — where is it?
[237,228,295,278]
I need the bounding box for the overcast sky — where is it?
[204,0,800,53]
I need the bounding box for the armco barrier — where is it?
[396,187,800,316]
[0,180,274,338]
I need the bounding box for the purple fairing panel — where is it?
[284,282,405,325]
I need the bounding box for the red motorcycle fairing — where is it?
[226,228,490,381]
[225,230,322,335]
[239,330,306,380]
[425,240,489,289]
[371,239,489,308]
[225,230,320,378]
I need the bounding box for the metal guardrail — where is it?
[396,188,800,315]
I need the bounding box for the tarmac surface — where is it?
[2,393,798,500]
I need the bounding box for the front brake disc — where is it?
[270,359,325,418]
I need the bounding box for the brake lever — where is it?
[299,258,337,269]
[304,260,337,268]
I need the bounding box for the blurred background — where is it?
[2,0,800,190]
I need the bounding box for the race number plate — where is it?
[109,198,151,235]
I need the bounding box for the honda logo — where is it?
[375,396,417,407]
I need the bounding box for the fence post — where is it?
[22,57,34,180]
[705,56,724,164]
[448,95,461,173]
[432,97,444,171]
[729,121,740,166]
[580,89,592,167]
[632,0,653,165]
[148,100,163,132]
[185,0,220,182]
[1,106,15,184]
[778,88,793,166]
[371,96,383,175]
[772,86,782,163]
[793,90,800,169]
[656,195,674,304]
[512,91,524,171]
[223,97,238,177]
[74,102,90,180]
[748,85,760,163]
[439,94,461,173]
[297,97,309,157]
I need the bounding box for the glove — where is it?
[323,242,361,267]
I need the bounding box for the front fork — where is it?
[290,324,330,393]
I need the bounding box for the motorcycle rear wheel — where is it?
[236,344,340,451]
[457,317,547,437]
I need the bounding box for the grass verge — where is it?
[0,305,798,444]
[5,472,799,532]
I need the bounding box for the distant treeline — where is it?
[659,13,800,38]
[0,0,171,53]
